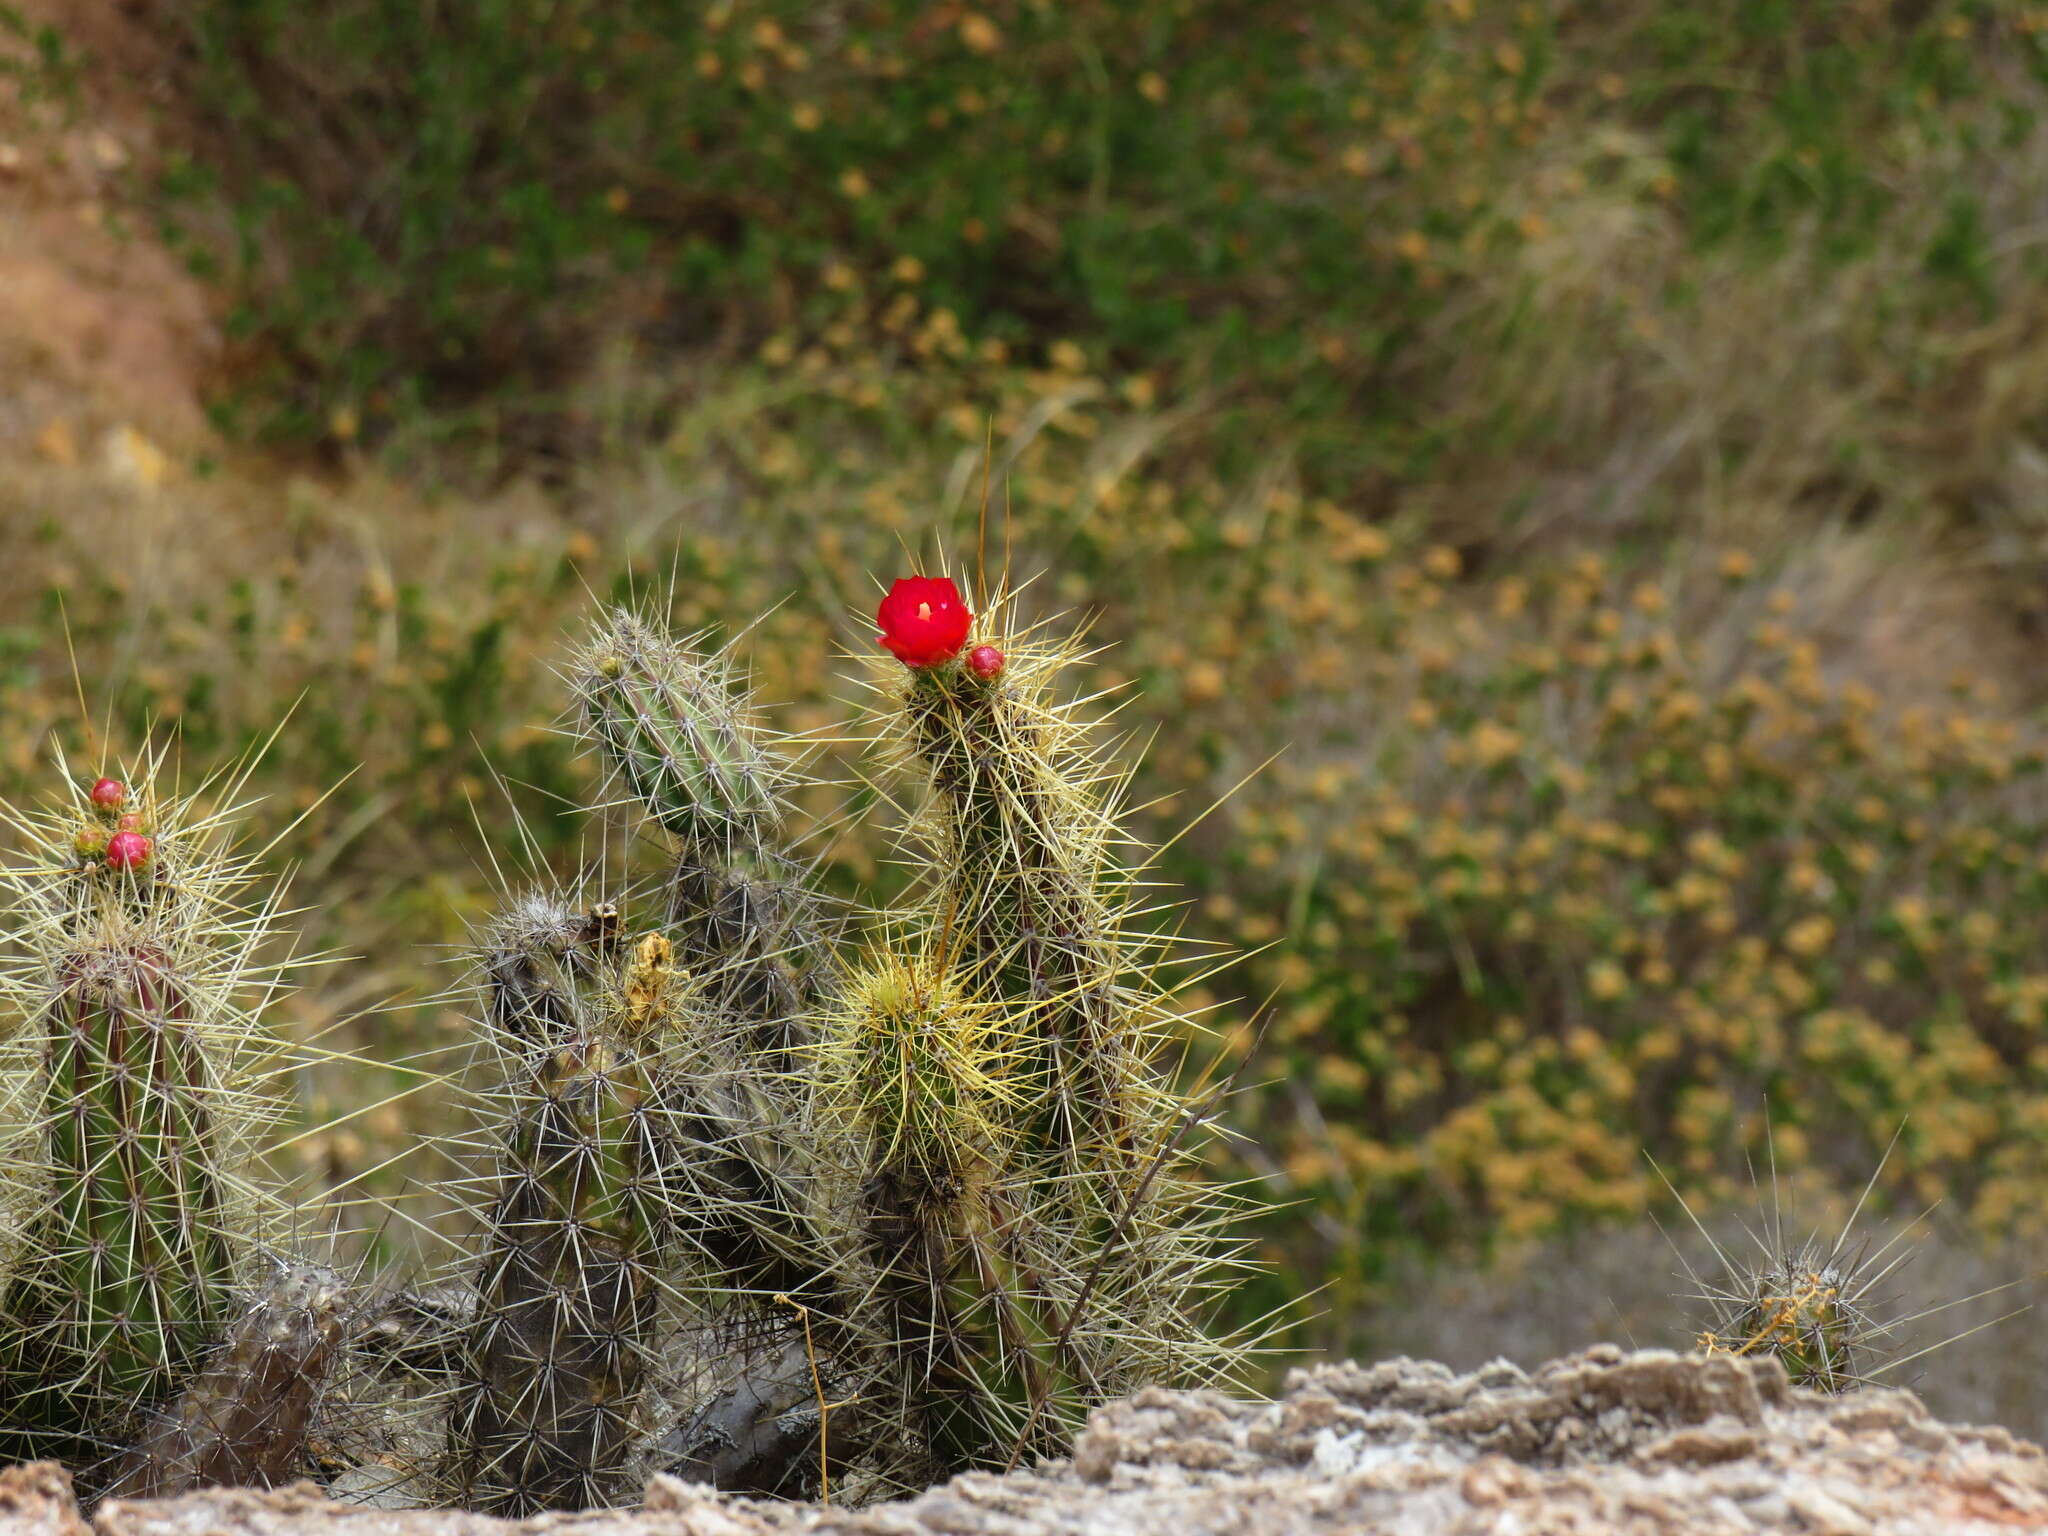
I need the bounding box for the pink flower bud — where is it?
[106,831,153,872]
[116,812,143,833]
[90,777,127,811]
[74,825,109,860]
[966,644,1006,680]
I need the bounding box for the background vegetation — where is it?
[8,0,2048,1426]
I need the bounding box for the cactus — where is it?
[819,949,1065,1469]
[564,616,856,1408]
[0,579,1259,1510]
[858,579,1252,1470]
[448,879,846,1511]
[447,899,668,1514]
[1697,1242,1877,1392]
[1665,1133,2023,1394]
[440,612,862,1511]
[0,758,313,1496]
[886,612,1165,1177]
[569,613,832,1067]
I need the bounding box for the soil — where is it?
[0,0,217,453]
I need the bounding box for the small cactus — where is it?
[106,1260,350,1500]
[1698,1244,1874,1392]
[448,885,842,1511]
[1662,1133,2020,1395]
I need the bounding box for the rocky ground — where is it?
[2,1348,2044,1536]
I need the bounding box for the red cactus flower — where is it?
[877,576,973,667]
[106,831,153,872]
[89,777,127,810]
[966,644,1006,680]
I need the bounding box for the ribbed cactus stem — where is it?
[867,606,1254,1467]
[896,646,1150,1177]
[567,613,846,1340]
[574,615,779,857]
[0,759,304,1496]
[0,941,237,1474]
[650,1051,828,1308]
[1698,1244,1875,1394]
[830,956,1074,1471]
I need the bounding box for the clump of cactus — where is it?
[0,576,1255,1508]
[0,755,340,1501]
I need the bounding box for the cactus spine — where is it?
[0,758,310,1496]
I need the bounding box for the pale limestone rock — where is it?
[5,1349,2041,1536]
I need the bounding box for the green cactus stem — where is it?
[891,622,1161,1178]
[0,757,302,1496]
[0,942,239,1473]
[824,953,1074,1472]
[867,597,1256,1464]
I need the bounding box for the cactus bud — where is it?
[89,777,127,812]
[965,645,1005,681]
[106,831,154,871]
[73,824,109,861]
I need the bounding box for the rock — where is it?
[8,1350,2047,1535]
[0,1463,90,1536]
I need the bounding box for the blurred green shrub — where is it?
[149,0,2038,467]
[1200,533,2048,1327]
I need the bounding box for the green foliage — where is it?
[0,4,82,109]
[1208,539,2048,1332]
[154,0,2040,471]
